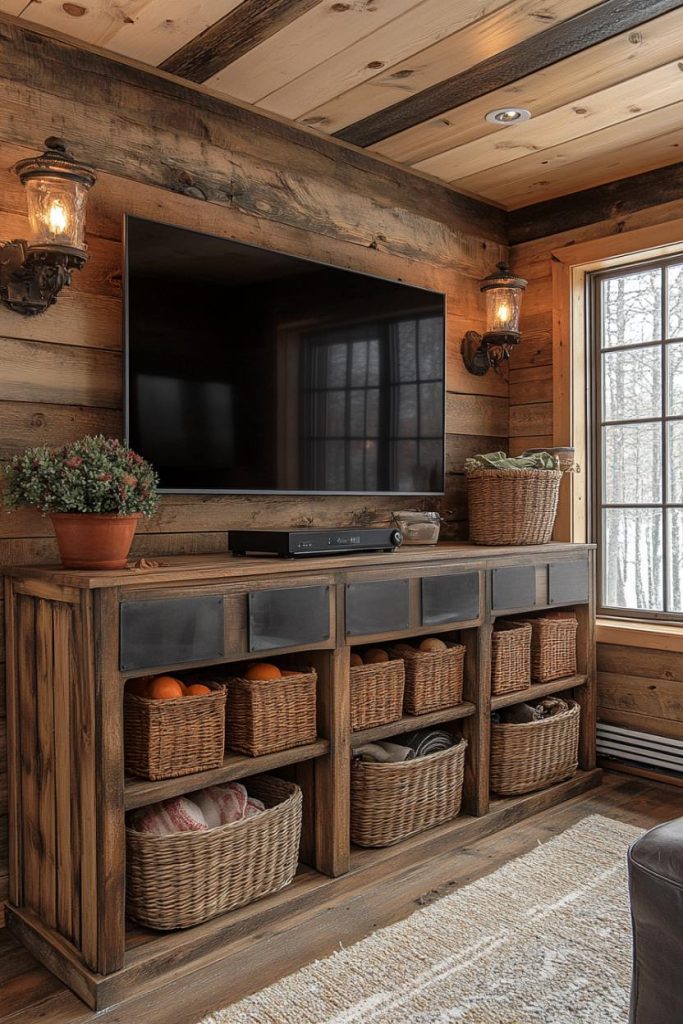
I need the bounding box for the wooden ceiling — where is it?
[2,0,683,210]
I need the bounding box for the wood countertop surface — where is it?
[3,540,595,589]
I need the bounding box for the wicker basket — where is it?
[126,776,302,930]
[224,668,317,756]
[351,739,467,847]
[466,467,563,546]
[392,641,465,714]
[124,683,226,781]
[350,658,405,732]
[519,615,578,682]
[491,621,532,696]
[490,699,580,796]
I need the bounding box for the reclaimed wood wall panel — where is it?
[598,644,683,741]
[0,22,509,918]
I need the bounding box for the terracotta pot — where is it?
[50,513,141,570]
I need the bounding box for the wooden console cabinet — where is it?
[3,542,598,1009]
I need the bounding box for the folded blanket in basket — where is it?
[353,730,457,763]
[399,728,455,757]
[132,783,265,834]
[465,450,559,471]
[492,697,569,725]
[354,741,416,764]
[194,783,265,828]
[134,796,209,835]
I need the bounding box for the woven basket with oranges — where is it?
[124,674,227,781]
[223,661,318,757]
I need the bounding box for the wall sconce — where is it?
[461,261,527,376]
[0,137,96,316]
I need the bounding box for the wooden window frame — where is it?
[589,253,683,621]
[550,218,683,639]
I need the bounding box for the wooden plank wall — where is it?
[0,20,509,920]
[510,196,683,749]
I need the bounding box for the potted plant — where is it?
[4,435,159,569]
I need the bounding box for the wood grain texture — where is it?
[455,106,683,208]
[161,0,322,82]
[336,0,683,146]
[0,18,506,248]
[509,161,683,244]
[371,8,683,166]
[203,0,429,108]
[419,59,683,184]
[0,1,244,65]
[302,0,596,138]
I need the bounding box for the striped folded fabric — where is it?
[398,728,455,758]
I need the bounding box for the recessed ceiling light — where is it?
[485,107,532,125]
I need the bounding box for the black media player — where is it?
[228,527,403,558]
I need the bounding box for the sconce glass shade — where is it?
[24,177,90,250]
[479,261,527,340]
[485,285,523,336]
[14,137,96,257]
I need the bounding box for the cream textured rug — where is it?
[202,815,641,1024]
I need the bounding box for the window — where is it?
[590,254,683,620]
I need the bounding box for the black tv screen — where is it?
[124,216,446,495]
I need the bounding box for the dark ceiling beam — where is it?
[336,0,683,148]
[160,0,322,82]
[508,161,683,245]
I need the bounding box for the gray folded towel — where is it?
[398,728,455,757]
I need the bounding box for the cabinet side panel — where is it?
[53,602,75,943]
[16,595,39,914]
[35,599,57,929]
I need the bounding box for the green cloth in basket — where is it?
[464,450,559,472]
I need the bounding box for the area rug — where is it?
[202,814,641,1024]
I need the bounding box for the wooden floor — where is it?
[1,770,681,1024]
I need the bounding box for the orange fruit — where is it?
[148,676,185,699]
[350,653,363,668]
[363,648,389,664]
[245,662,282,681]
[184,683,212,696]
[126,676,152,697]
[419,637,447,653]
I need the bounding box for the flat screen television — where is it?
[124,216,446,495]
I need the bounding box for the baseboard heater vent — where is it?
[597,722,683,777]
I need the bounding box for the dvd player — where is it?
[228,527,403,558]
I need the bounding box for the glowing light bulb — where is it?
[47,199,69,237]
[496,302,511,323]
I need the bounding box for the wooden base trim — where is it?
[4,768,602,1011]
[4,906,101,1007]
[597,759,683,789]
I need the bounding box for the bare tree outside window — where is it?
[592,255,683,620]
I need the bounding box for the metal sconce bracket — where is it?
[461,330,520,376]
[0,239,87,316]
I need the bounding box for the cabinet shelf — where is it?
[351,701,476,746]
[124,739,330,810]
[491,674,588,711]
